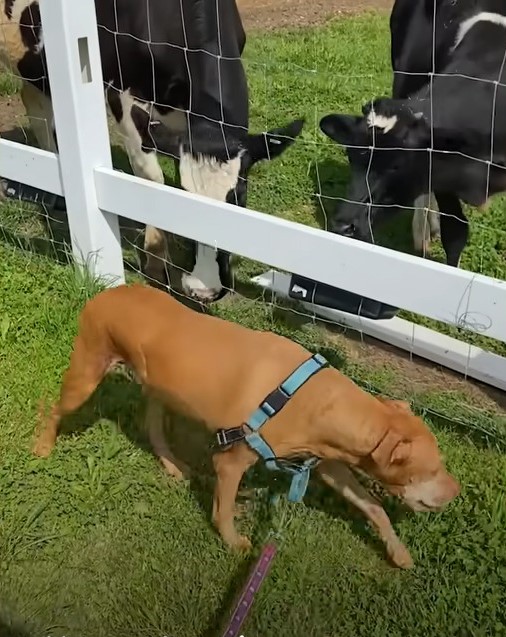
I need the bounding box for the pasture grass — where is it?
[1,242,506,637]
[0,70,21,96]
[1,11,506,637]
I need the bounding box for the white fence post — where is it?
[39,0,124,285]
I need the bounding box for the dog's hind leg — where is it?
[317,460,414,569]
[145,396,189,480]
[212,445,258,552]
[33,334,110,458]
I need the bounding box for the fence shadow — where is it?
[0,616,34,637]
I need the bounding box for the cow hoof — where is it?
[181,274,223,303]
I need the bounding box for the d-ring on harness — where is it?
[216,353,329,502]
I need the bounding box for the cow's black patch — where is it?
[19,2,42,53]
[107,89,123,123]
[4,0,15,19]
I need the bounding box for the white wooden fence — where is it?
[1,0,506,389]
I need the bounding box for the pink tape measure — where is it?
[221,542,277,637]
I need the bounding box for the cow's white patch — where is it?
[179,152,243,201]
[110,89,168,284]
[115,89,164,183]
[366,112,398,133]
[179,152,243,300]
[34,31,44,54]
[181,244,223,301]
[454,12,506,50]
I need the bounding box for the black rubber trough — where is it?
[288,273,399,320]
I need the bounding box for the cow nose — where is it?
[332,221,356,237]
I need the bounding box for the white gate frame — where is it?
[1,0,506,389]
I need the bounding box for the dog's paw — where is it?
[32,438,54,458]
[389,544,414,569]
[229,534,252,553]
[159,458,190,482]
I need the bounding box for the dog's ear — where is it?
[382,397,413,414]
[376,396,413,414]
[371,429,412,468]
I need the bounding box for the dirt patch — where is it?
[237,0,393,30]
[0,94,27,142]
[337,330,506,413]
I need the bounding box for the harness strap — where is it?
[216,353,328,503]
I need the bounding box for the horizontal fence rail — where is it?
[94,167,506,344]
[0,140,63,197]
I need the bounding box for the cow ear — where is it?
[246,118,304,166]
[393,109,430,149]
[319,114,362,146]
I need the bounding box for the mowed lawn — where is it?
[1,12,506,637]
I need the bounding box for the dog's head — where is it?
[360,397,460,512]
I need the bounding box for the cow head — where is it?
[145,114,304,302]
[319,98,431,243]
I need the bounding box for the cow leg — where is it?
[412,193,440,256]
[20,81,57,152]
[107,89,168,285]
[434,192,468,267]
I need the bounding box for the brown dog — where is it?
[34,283,460,568]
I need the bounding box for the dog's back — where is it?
[77,284,313,429]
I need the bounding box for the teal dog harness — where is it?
[216,353,328,502]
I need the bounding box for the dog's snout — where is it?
[401,470,461,512]
[438,473,461,505]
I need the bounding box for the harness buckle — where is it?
[260,386,290,416]
[216,426,246,448]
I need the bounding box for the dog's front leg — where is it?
[212,445,258,552]
[317,459,414,569]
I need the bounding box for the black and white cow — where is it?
[319,0,506,267]
[0,0,304,301]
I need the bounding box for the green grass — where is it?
[1,11,506,637]
[1,243,506,637]
[0,75,21,97]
